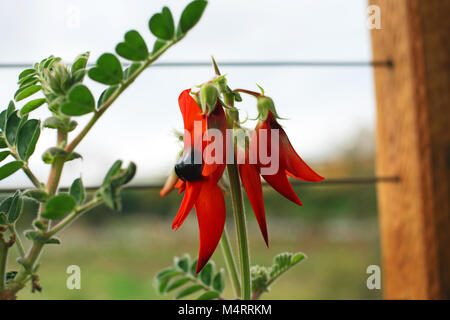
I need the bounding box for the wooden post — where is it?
[370,0,450,299]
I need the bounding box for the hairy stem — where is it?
[47,197,102,237]
[8,225,25,258]
[226,162,251,300]
[7,39,184,296]
[220,228,241,297]
[213,57,251,300]
[0,241,7,291]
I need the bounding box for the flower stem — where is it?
[220,228,241,297]
[226,162,251,300]
[0,241,8,292]
[213,57,252,300]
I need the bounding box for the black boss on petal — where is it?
[175,148,203,181]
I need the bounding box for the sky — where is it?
[0,0,375,188]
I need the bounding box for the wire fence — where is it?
[0,60,394,69]
[0,59,396,194]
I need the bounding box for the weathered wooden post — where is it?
[370,0,450,299]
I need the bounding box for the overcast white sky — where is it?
[0,0,375,188]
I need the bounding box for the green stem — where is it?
[226,163,251,300]
[8,225,25,258]
[220,228,241,297]
[7,145,41,189]
[0,241,7,292]
[213,57,251,300]
[47,197,102,237]
[7,40,183,296]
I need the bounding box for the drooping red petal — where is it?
[202,102,227,178]
[172,181,202,230]
[174,179,186,194]
[261,170,302,206]
[239,163,268,246]
[160,171,179,197]
[178,89,206,151]
[194,179,226,273]
[278,129,324,182]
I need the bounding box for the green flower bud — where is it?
[256,96,278,121]
[200,83,219,115]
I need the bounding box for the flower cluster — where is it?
[161,81,323,273]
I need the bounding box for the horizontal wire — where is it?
[0,60,393,69]
[0,176,400,195]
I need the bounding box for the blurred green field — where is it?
[7,183,382,300]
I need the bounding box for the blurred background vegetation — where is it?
[4,128,381,300]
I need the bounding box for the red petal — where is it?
[194,179,226,273]
[172,181,202,230]
[178,89,206,150]
[239,163,268,246]
[279,129,324,182]
[261,170,302,206]
[202,103,227,178]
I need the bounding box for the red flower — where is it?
[239,111,324,245]
[171,89,227,273]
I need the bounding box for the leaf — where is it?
[292,252,306,265]
[18,68,36,80]
[0,161,23,181]
[42,194,76,220]
[197,291,220,300]
[61,84,95,116]
[41,147,67,164]
[18,75,39,87]
[152,40,167,54]
[19,98,46,116]
[102,160,123,185]
[71,52,90,75]
[98,85,119,107]
[174,284,204,299]
[175,255,190,273]
[0,151,10,162]
[124,63,141,80]
[190,259,198,277]
[156,268,180,280]
[88,53,123,85]
[17,119,41,161]
[0,110,7,132]
[166,277,191,292]
[212,270,225,293]
[14,85,42,102]
[23,189,49,203]
[149,7,175,40]
[5,110,21,145]
[178,0,207,35]
[199,262,213,286]
[46,237,61,245]
[43,116,65,130]
[7,191,23,223]
[70,178,85,206]
[115,30,149,61]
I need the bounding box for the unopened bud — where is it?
[256,96,278,121]
[200,83,219,115]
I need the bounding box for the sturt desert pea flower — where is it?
[168,89,227,273]
[238,100,323,245]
